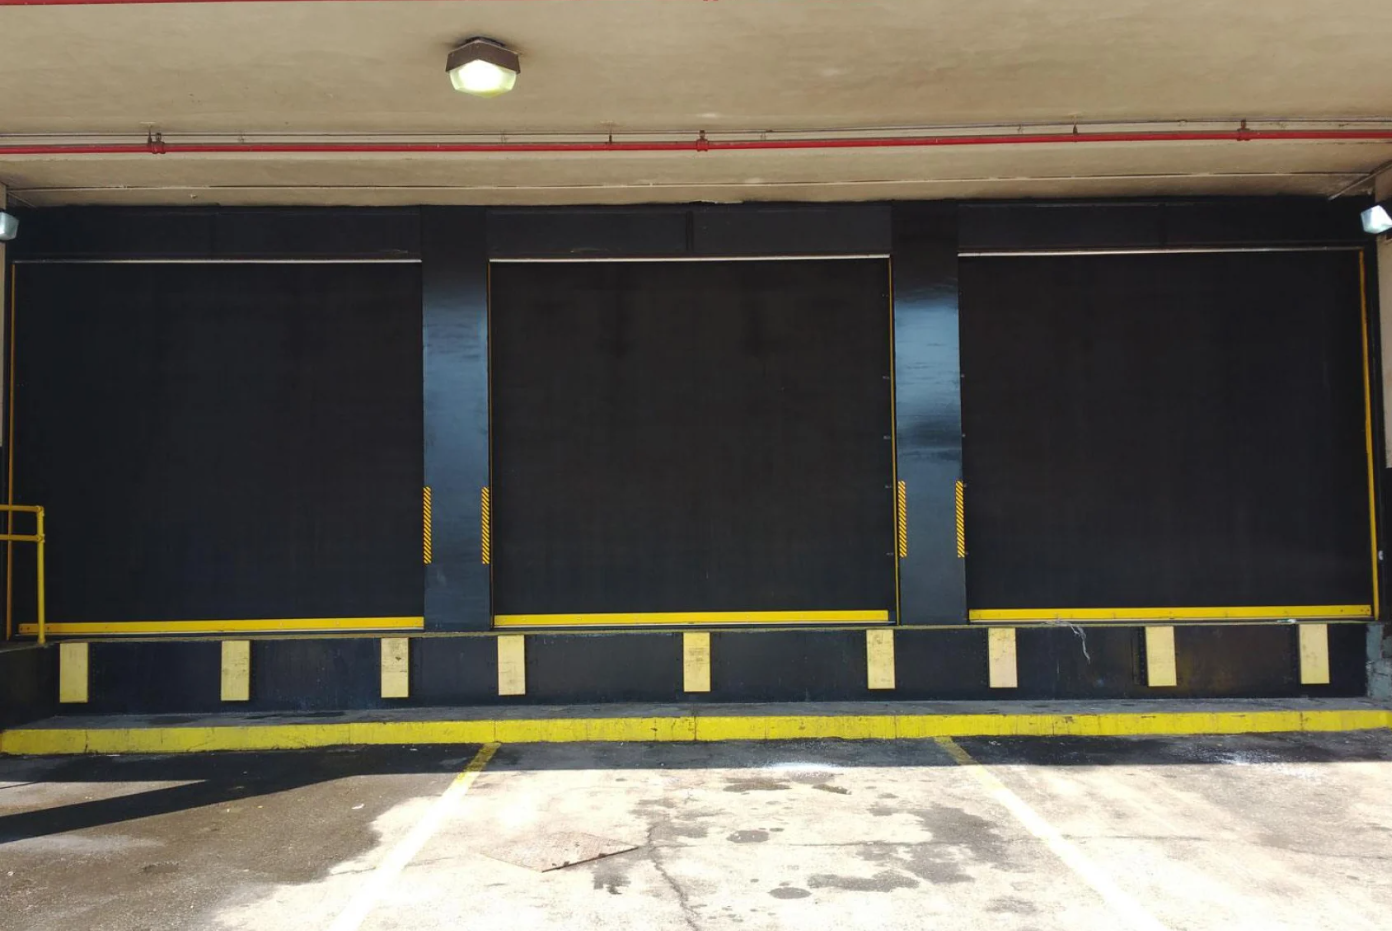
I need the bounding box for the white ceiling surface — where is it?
[2,0,1392,206]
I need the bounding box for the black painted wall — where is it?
[0,644,55,726]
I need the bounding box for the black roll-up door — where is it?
[959,250,1372,612]
[489,259,895,622]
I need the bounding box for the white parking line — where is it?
[937,737,1171,931]
[327,742,499,931]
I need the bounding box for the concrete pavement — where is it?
[2,732,1391,930]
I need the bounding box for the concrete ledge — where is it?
[3,699,1390,755]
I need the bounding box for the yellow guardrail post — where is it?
[35,506,45,645]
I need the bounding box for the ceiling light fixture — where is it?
[1362,200,1392,236]
[446,37,520,98]
[0,211,17,242]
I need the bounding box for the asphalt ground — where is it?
[2,731,1390,931]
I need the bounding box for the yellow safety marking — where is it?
[6,709,1389,756]
[422,486,433,565]
[969,605,1371,623]
[1358,252,1380,618]
[220,640,250,702]
[381,637,410,699]
[937,738,1171,931]
[987,627,1017,689]
[1145,626,1177,688]
[327,743,498,931]
[866,628,896,690]
[58,642,88,704]
[494,610,891,628]
[954,480,965,558]
[896,480,908,558]
[683,631,711,693]
[19,617,425,636]
[480,486,492,565]
[497,634,526,696]
[1299,623,1331,685]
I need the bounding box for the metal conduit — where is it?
[3,127,1392,158]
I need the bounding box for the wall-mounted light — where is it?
[447,37,520,98]
[0,211,17,242]
[1361,200,1392,235]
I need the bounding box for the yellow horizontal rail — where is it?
[969,605,1372,623]
[18,617,425,637]
[495,610,891,628]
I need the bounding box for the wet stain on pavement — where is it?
[727,830,769,843]
[651,822,709,841]
[859,842,974,885]
[811,783,850,795]
[987,895,1038,914]
[911,803,1019,869]
[807,871,919,892]
[590,864,631,896]
[769,886,811,899]
[724,778,791,793]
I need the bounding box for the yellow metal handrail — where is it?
[1,505,46,644]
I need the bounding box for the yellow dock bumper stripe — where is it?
[494,610,891,627]
[19,618,426,636]
[969,605,1371,623]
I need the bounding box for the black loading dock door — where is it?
[489,259,895,626]
[959,250,1374,617]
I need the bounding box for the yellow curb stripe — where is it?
[3,709,1388,755]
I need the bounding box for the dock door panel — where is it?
[959,250,1373,616]
[489,259,895,625]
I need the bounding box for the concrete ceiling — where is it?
[2,0,1392,206]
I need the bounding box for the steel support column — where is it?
[891,204,966,622]
[422,208,491,629]
[1373,170,1392,694]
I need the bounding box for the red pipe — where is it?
[4,128,1392,157]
